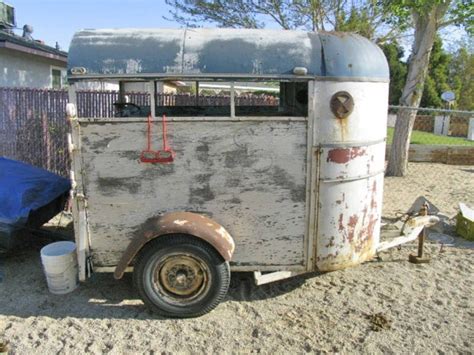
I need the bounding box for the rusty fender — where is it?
[113,212,235,279]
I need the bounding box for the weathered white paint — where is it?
[253,270,304,285]
[79,119,308,268]
[70,80,391,275]
[67,87,91,281]
[305,80,317,271]
[312,81,388,271]
[377,226,424,252]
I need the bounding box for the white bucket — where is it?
[40,241,79,295]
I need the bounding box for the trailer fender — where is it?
[113,212,235,279]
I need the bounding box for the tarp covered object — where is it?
[0,157,71,240]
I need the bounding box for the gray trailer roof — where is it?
[67,28,389,81]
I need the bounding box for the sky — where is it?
[6,0,468,55]
[8,0,187,50]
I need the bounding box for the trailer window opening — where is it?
[235,81,307,117]
[153,80,308,117]
[110,80,308,118]
[155,80,230,117]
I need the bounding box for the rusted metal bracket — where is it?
[376,215,439,253]
[408,228,430,264]
[408,203,431,264]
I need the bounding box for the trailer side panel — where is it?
[79,119,307,269]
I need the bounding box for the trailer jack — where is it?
[408,228,430,264]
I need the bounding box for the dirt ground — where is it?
[1,162,473,354]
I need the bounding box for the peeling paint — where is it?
[173,219,188,226]
[80,108,309,268]
[327,147,367,164]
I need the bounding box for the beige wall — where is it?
[0,48,66,88]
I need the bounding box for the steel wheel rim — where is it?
[151,252,211,305]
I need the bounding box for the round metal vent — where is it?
[330,91,354,119]
[70,67,87,75]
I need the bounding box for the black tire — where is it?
[133,234,230,318]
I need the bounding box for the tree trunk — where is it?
[385,8,439,176]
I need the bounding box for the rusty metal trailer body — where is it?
[66,28,404,316]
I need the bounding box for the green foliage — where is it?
[448,0,474,34]
[386,127,474,146]
[420,36,451,108]
[381,42,407,105]
[416,36,473,110]
[337,7,375,38]
[385,0,473,34]
[449,46,474,110]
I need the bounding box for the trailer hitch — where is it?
[377,202,439,254]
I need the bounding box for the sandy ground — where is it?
[1,162,473,354]
[383,163,474,219]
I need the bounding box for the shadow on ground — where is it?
[0,236,309,320]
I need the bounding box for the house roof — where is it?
[67,28,389,81]
[0,30,67,63]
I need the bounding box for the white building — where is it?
[0,2,67,89]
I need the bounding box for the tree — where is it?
[164,0,398,42]
[381,42,407,105]
[385,0,472,176]
[449,46,474,111]
[420,36,451,108]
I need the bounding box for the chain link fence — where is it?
[387,106,474,165]
[0,88,70,176]
[385,106,474,221]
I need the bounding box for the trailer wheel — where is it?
[133,234,230,318]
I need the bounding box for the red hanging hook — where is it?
[140,114,175,164]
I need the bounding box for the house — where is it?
[74,80,184,93]
[0,2,67,88]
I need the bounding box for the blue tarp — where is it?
[0,157,71,232]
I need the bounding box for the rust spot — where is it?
[144,231,154,239]
[327,147,366,164]
[347,214,358,243]
[113,212,235,280]
[337,118,348,141]
[325,236,336,248]
[338,213,344,232]
[371,181,377,209]
[366,216,378,240]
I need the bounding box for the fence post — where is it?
[41,112,51,170]
[468,117,474,141]
[434,115,450,135]
[387,113,397,127]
